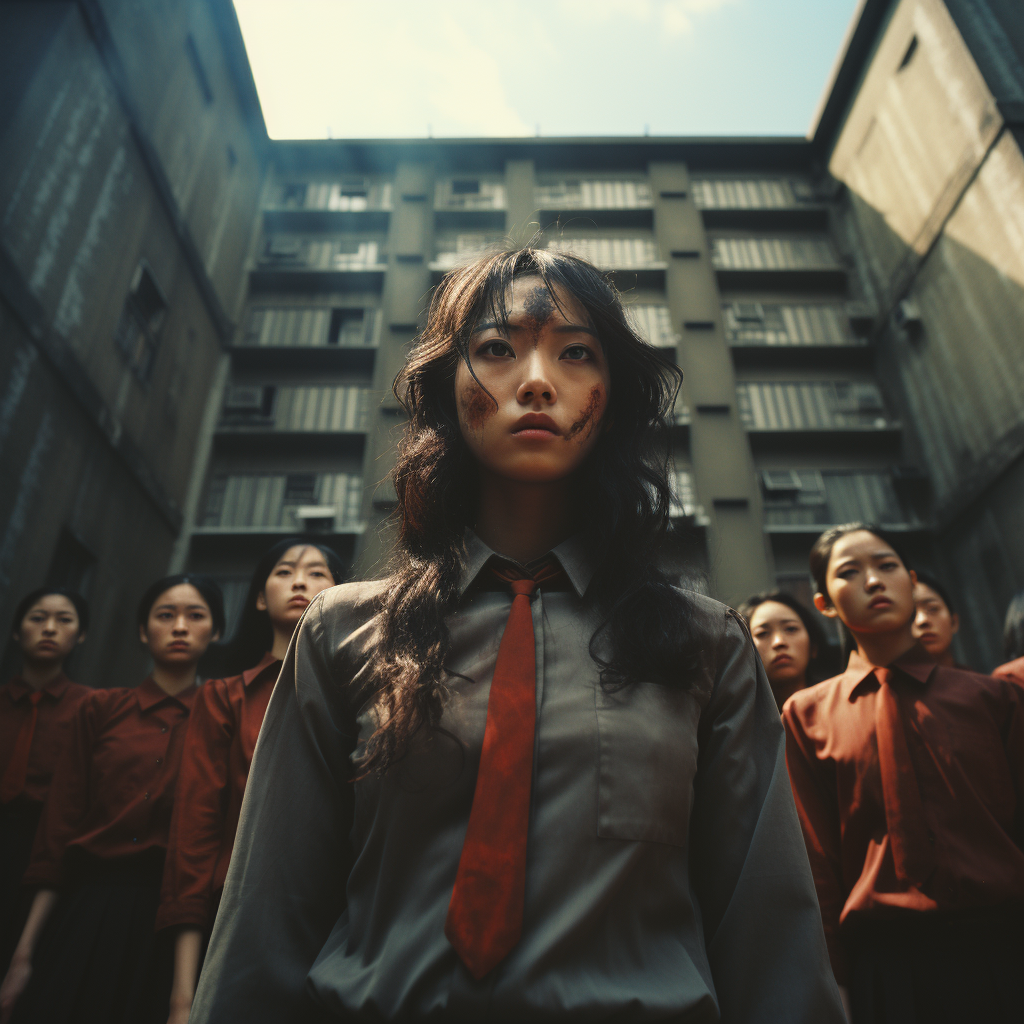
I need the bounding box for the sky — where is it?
[232,0,862,141]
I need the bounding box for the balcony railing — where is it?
[241,307,380,349]
[724,303,863,346]
[627,304,677,348]
[220,385,372,433]
[435,178,506,211]
[736,381,895,432]
[761,470,920,530]
[669,469,707,523]
[431,233,504,271]
[535,179,652,210]
[259,237,385,270]
[200,472,363,532]
[691,178,816,210]
[270,180,392,212]
[546,237,662,268]
[710,236,839,271]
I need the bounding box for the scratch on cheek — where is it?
[460,381,497,430]
[566,384,605,440]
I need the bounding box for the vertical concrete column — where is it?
[356,161,436,575]
[648,162,772,604]
[505,159,536,245]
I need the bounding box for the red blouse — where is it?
[783,647,1024,982]
[156,653,281,932]
[0,675,91,805]
[24,678,197,888]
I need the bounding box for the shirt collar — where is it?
[242,651,282,688]
[841,644,938,701]
[5,673,73,703]
[458,530,597,599]
[135,676,197,713]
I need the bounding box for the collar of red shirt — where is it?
[4,673,74,704]
[841,644,937,702]
[134,676,198,713]
[241,651,282,688]
[459,530,597,599]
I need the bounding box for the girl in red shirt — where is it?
[0,575,223,1024]
[0,589,91,972]
[158,539,343,1024]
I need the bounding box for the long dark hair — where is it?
[206,538,345,678]
[361,246,708,776]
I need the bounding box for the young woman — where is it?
[784,523,1024,1024]
[911,570,962,667]
[0,575,223,1024]
[737,590,826,709]
[992,589,1024,684]
[158,540,343,1024]
[190,248,844,1023]
[1,590,91,972]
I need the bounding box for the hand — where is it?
[0,954,32,1024]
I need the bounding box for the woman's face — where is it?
[139,583,219,666]
[815,530,916,635]
[748,601,813,688]
[912,582,959,660]
[16,595,84,666]
[454,276,611,484]
[256,545,335,630]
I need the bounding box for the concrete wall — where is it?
[0,0,264,686]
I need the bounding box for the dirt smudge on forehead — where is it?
[521,282,556,325]
[566,384,606,440]
[460,380,497,430]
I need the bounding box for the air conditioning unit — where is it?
[223,386,265,413]
[894,299,923,331]
[296,505,336,533]
[733,302,764,323]
[845,301,875,334]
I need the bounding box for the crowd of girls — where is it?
[0,540,342,1024]
[1,245,1023,1024]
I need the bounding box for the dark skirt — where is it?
[11,850,174,1024]
[0,799,42,973]
[845,905,1024,1024]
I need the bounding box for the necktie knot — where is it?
[874,667,892,687]
[28,692,43,707]
[510,579,536,598]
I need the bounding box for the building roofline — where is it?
[808,0,896,155]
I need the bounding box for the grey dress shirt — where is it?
[192,533,844,1023]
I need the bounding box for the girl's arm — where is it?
[690,609,845,1024]
[0,889,58,1024]
[166,928,203,1024]
[189,593,358,1023]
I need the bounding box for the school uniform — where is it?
[156,652,282,934]
[12,678,196,1024]
[783,648,1024,1024]
[0,674,91,971]
[191,533,844,1023]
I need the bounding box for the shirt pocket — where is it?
[595,681,700,847]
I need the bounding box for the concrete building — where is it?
[4,0,1023,678]
[0,0,267,685]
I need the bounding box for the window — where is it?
[284,474,317,502]
[898,35,918,72]
[452,180,480,195]
[184,34,214,105]
[280,183,307,208]
[222,384,274,419]
[264,236,304,261]
[328,308,364,345]
[114,263,167,382]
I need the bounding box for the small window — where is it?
[734,302,764,323]
[328,308,364,345]
[898,35,918,72]
[285,474,317,502]
[281,183,307,207]
[451,180,480,195]
[265,236,303,260]
[340,178,368,198]
[185,34,214,105]
[114,263,167,382]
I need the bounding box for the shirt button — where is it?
[143,792,150,801]
[161,726,168,733]
[155,758,162,765]
[132,837,138,843]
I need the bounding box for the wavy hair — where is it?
[361,246,708,775]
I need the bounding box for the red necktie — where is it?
[874,668,934,886]
[445,559,563,979]
[0,691,43,803]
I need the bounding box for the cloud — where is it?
[558,0,736,35]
